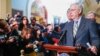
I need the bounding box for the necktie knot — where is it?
[75,21,78,24]
[75,21,78,27]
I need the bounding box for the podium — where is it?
[43,44,78,54]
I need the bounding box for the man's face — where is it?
[86,13,95,20]
[31,20,36,25]
[17,12,20,15]
[12,22,19,29]
[69,5,80,19]
[67,10,73,21]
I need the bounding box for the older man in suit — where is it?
[59,3,100,56]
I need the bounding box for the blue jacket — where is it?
[59,16,100,48]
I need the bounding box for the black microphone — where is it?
[58,30,67,44]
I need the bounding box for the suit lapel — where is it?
[68,21,74,46]
[76,17,86,38]
[69,21,74,38]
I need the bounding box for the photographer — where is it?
[0,19,11,56]
[5,20,20,56]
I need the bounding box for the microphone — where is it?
[86,42,97,55]
[58,30,67,44]
[86,42,92,48]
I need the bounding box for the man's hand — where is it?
[7,37,15,43]
[90,46,97,55]
[86,42,97,55]
[26,43,33,48]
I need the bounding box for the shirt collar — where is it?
[73,16,82,26]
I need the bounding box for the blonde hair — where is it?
[87,11,95,16]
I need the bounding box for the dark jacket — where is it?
[59,16,100,48]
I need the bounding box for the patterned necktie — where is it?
[73,21,78,37]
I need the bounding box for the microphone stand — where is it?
[58,30,67,44]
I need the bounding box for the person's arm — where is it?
[88,20,100,55]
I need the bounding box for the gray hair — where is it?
[70,2,83,15]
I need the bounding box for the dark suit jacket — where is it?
[60,22,66,30]
[97,23,100,34]
[59,16,100,48]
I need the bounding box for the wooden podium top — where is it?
[43,44,78,54]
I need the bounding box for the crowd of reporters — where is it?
[0,12,62,56]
